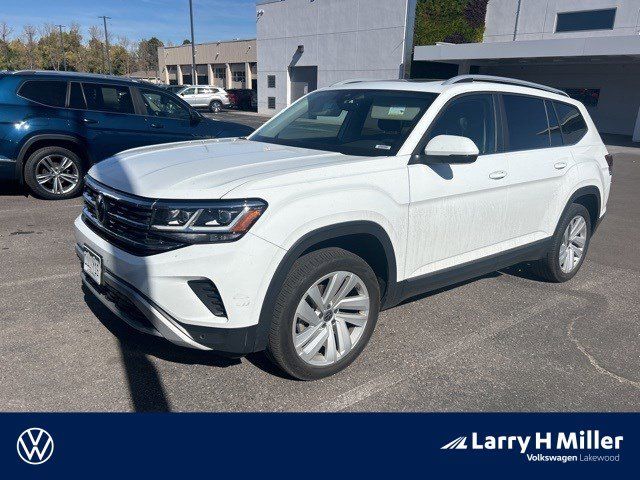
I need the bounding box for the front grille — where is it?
[82,177,185,256]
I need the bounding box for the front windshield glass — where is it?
[250,89,438,156]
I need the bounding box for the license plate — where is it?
[83,247,102,285]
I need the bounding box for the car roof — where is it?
[7,70,156,87]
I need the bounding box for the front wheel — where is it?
[267,248,380,380]
[533,203,591,282]
[209,100,223,113]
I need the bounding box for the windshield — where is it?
[250,89,438,156]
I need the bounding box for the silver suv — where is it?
[178,86,230,113]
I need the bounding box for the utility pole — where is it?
[99,16,112,74]
[56,25,67,71]
[189,0,197,85]
[513,0,522,41]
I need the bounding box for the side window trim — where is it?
[66,81,88,110]
[413,91,498,157]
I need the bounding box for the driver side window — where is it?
[426,94,496,155]
[139,89,191,120]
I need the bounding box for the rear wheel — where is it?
[209,100,223,113]
[533,203,591,282]
[24,146,84,200]
[267,248,380,380]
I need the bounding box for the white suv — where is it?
[75,75,612,380]
[178,85,230,112]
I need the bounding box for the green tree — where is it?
[137,36,163,72]
[413,0,488,46]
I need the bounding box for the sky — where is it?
[1,0,257,45]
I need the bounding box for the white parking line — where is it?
[0,271,78,289]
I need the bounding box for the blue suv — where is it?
[0,71,254,199]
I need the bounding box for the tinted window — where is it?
[556,9,616,32]
[83,83,135,114]
[267,75,276,88]
[19,80,67,107]
[68,82,86,109]
[253,89,437,156]
[426,94,496,155]
[502,94,549,151]
[554,102,588,145]
[182,87,196,95]
[140,89,191,120]
[267,97,276,109]
[545,100,563,147]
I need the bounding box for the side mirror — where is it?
[423,135,479,164]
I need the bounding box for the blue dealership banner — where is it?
[1,413,637,478]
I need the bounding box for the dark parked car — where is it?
[0,72,253,199]
[226,89,257,111]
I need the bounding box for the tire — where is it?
[533,203,592,282]
[209,100,223,113]
[24,146,84,200]
[267,247,381,380]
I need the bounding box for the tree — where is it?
[137,36,163,73]
[22,25,37,69]
[182,39,191,45]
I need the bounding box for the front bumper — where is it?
[74,215,286,353]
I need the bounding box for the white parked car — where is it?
[178,85,230,112]
[75,75,612,380]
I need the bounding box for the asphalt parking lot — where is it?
[0,115,638,412]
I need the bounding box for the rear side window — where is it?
[19,80,67,107]
[427,93,496,155]
[82,83,135,114]
[553,101,588,145]
[545,100,563,147]
[502,94,549,151]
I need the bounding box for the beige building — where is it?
[158,38,257,89]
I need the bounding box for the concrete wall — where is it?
[478,62,640,136]
[485,0,640,43]
[256,0,413,115]
[158,39,257,87]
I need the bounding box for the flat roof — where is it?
[414,35,640,62]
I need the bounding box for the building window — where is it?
[214,67,226,79]
[564,88,600,107]
[556,9,616,33]
[232,71,246,84]
[267,75,276,88]
[268,97,276,109]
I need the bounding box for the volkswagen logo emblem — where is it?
[96,194,108,224]
[17,428,54,465]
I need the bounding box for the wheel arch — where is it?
[563,185,602,234]
[253,221,398,352]
[16,134,91,183]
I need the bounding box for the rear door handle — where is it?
[554,161,567,170]
[489,170,507,180]
[82,118,98,124]
[150,123,164,129]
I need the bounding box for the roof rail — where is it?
[442,75,569,97]
[329,79,368,87]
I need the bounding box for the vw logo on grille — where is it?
[17,428,54,465]
[96,194,108,224]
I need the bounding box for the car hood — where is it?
[88,138,359,199]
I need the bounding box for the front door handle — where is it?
[150,123,164,129]
[489,170,507,180]
[554,161,567,170]
[82,118,98,124]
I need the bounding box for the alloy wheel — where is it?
[292,271,370,366]
[559,215,587,273]
[35,154,80,195]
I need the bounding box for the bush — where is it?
[414,0,488,46]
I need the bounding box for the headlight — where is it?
[150,199,267,243]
